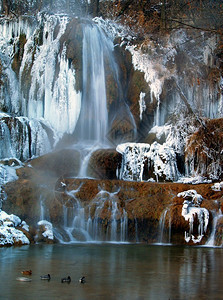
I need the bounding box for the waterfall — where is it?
[79,24,108,143]
[40,197,45,221]
[73,22,120,177]
[206,209,223,247]
[158,207,171,244]
[86,188,128,242]
[54,185,128,243]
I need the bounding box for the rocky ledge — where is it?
[2,151,223,246]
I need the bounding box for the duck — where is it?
[40,274,51,280]
[16,277,32,282]
[21,270,32,275]
[79,276,86,284]
[61,276,71,283]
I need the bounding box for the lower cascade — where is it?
[53,184,129,243]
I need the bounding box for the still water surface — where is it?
[0,243,223,300]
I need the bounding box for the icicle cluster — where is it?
[0,114,52,160]
[117,142,179,182]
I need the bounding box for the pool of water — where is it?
[0,243,223,299]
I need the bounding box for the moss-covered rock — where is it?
[87,149,122,179]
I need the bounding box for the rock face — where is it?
[0,14,222,180]
[0,11,222,247]
[87,149,122,179]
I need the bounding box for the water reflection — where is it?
[0,244,223,299]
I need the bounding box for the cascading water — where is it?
[206,209,223,247]
[79,24,108,143]
[55,185,128,243]
[87,187,128,242]
[74,22,121,177]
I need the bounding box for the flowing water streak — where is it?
[159,208,168,244]
[59,184,92,243]
[158,207,172,244]
[89,187,128,242]
[206,209,223,246]
[74,22,119,177]
[40,196,45,221]
[79,23,109,143]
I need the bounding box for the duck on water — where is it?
[40,274,51,280]
[61,276,71,283]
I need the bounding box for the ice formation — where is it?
[0,14,82,151]
[139,92,146,120]
[0,210,30,246]
[0,115,52,161]
[117,142,179,182]
[179,190,209,243]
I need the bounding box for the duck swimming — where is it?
[40,274,51,280]
[21,270,32,275]
[16,277,32,282]
[79,276,86,284]
[61,276,71,283]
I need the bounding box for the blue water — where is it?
[0,243,223,299]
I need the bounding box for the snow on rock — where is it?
[116,142,179,182]
[211,182,223,192]
[37,220,54,240]
[0,210,30,246]
[178,190,209,243]
[177,176,212,185]
[178,190,203,206]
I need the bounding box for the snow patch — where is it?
[0,210,30,246]
[38,220,54,240]
[211,182,223,192]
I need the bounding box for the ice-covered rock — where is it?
[0,210,30,246]
[178,190,209,243]
[37,220,54,240]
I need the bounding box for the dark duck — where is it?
[61,276,71,283]
[79,276,86,284]
[40,274,51,280]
